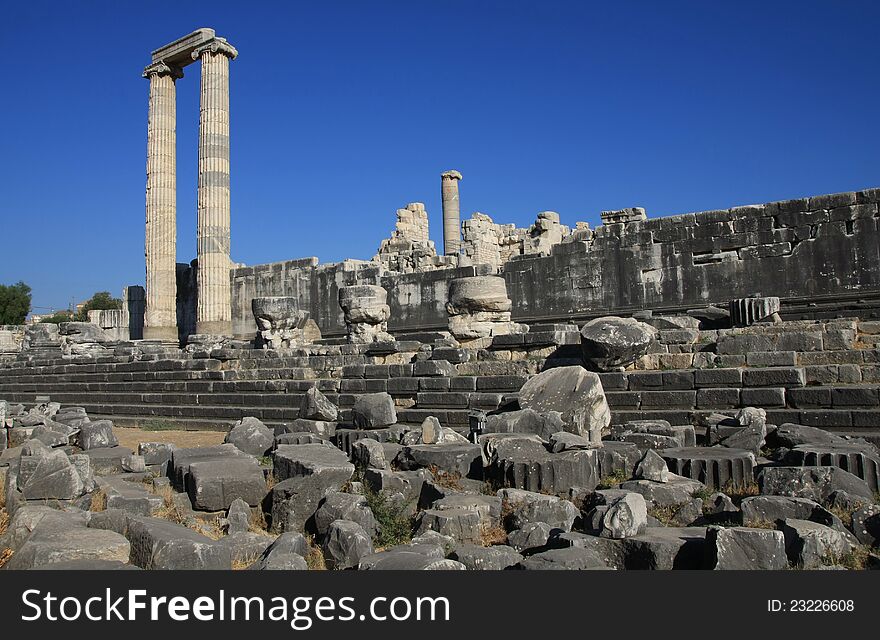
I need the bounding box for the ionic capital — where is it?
[441,170,463,181]
[142,61,184,80]
[192,38,239,61]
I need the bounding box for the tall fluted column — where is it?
[142,61,183,342]
[193,38,238,336]
[441,170,462,256]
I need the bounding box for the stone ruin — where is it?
[339,285,394,344]
[446,276,528,344]
[1,28,880,573]
[375,203,457,273]
[252,297,311,349]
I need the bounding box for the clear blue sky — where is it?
[1,1,878,313]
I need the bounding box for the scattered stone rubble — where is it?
[2,352,878,570]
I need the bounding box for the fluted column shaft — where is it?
[194,41,236,335]
[143,63,181,342]
[441,170,463,256]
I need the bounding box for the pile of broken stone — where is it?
[2,358,879,571]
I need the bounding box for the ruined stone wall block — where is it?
[518,365,610,444]
[729,296,781,327]
[495,449,600,495]
[580,317,656,372]
[251,297,310,349]
[338,285,393,344]
[660,447,756,490]
[446,276,526,340]
[783,443,880,492]
[742,367,806,388]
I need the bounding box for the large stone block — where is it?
[498,488,579,531]
[518,365,610,444]
[126,516,231,570]
[5,523,130,570]
[783,443,880,492]
[781,518,854,568]
[660,447,757,490]
[186,458,267,511]
[16,440,84,500]
[77,419,118,450]
[170,444,250,490]
[351,392,397,429]
[395,443,483,479]
[580,316,656,372]
[224,416,274,457]
[758,466,874,503]
[704,526,788,570]
[273,443,354,484]
[323,520,373,569]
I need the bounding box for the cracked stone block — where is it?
[415,507,483,543]
[660,447,757,490]
[758,466,874,503]
[77,420,118,450]
[783,443,880,492]
[314,492,377,538]
[186,458,267,511]
[300,387,338,421]
[498,488,579,532]
[704,526,788,570]
[352,392,397,429]
[395,443,483,479]
[782,518,855,568]
[518,365,610,444]
[126,516,231,570]
[273,443,354,484]
[450,544,522,570]
[517,547,610,570]
[324,519,374,569]
[224,416,274,457]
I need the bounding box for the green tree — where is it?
[75,291,122,321]
[0,281,32,325]
[39,311,74,324]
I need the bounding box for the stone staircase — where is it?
[0,353,878,440]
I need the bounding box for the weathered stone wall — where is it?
[0,325,25,353]
[504,189,880,323]
[228,189,880,339]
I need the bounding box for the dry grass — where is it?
[828,505,855,528]
[743,518,777,529]
[114,426,225,451]
[719,481,760,506]
[150,485,187,525]
[89,488,107,513]
[428,465,464,491]
[479,523,508,546]
[0,472,6,510]
[0,547,12,569]
[305,536,326,570]
[597,470,629,489]
[231,552,263,571]
[826,546,877,571]
[248,508,271,535]
[187,516,224,540]
[647,505,681,526]
[0,508,8,538]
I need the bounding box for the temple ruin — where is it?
[1,28,879,572]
